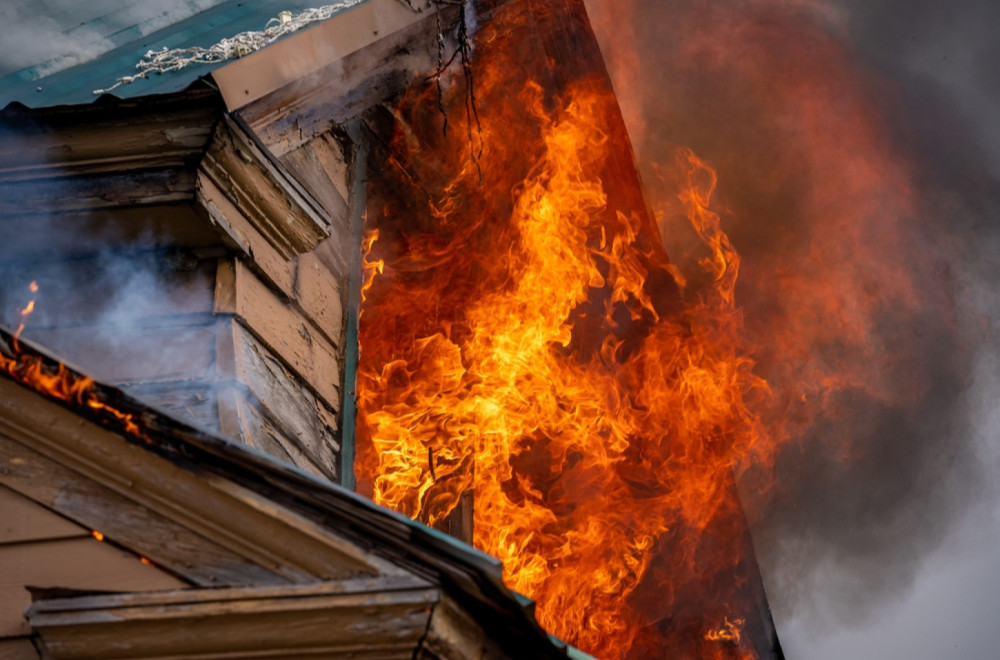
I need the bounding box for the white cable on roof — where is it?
[92,1,383,96]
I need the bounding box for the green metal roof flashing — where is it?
[0,0,366,109]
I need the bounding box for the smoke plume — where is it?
[584,0,1000,641]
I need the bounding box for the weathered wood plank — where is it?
[0,484,87,546]
[0,377,381,584]
[200,117,330,259]
[0,637,39,659]
[418,595,493,660]
[215,259,341,409]
[216,319,339,480]
[0,536,185,636]
[28,583,438,660]
[0,88,219,180]
[0,433,288,588]
[279,139,351,232]
[232,0,459,153]
[295,250,344,348]
[197,171,297,297]
[0,169,196,216]
[123,380,220,433]
[305,133,355,282]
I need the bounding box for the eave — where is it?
[0,326,578,659]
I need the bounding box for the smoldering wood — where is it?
[124,380,221,431]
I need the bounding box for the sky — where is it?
[1,1,998,658]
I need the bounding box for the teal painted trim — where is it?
[339,119,367,492]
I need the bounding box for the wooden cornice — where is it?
[0,88,331,259]
[27,577,439,660]
[224,0,461,155]
[0,89,222,181]
[199,116,331,258]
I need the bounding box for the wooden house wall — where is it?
[0,167,351,484]
[0,484,186,658]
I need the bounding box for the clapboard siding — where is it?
[0,536,185,637]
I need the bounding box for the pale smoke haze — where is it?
[0,0,228,77]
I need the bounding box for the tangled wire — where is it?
[93,0,374,95]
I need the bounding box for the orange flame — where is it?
[706,617,745,643]
[356,3,772,657]
[2,281,143,441]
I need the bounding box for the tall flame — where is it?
[357,2,771,656]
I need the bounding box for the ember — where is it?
[357,1,775,657]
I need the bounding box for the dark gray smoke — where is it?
[584,0,1000,653]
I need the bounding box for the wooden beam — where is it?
[0,169,196,216]
[0,88,219,181]
[28,578,437,660]
[230,0,460,154]
[200,117,331,259]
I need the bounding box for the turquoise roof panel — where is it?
[0,0,364,108]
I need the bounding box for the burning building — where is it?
[0,0,798,658]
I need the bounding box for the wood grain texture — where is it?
[200,117,330,258]
[197,172,297,297]
[28,580,437,660]
[0,485,86,545]
[0,433,288,588]
[0,536,185,636]
[214,259,341,409]
[0,377,380,584]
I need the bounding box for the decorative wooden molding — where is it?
[200,116,331,258]
[0,90,220,181]
[27,578,438,660]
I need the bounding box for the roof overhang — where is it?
[0,326,579,659]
